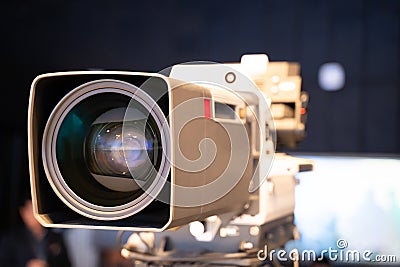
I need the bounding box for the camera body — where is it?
[29,71,260,231]
[148,59,311,254]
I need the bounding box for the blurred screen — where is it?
[286,155,400,264]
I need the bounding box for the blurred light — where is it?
[240,54,269,75]
[189,221,205,237]
[271,75,280,83]
[271,86,279,94]
[279,81,296,91]
[318,62,345,91]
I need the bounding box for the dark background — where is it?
[0,0,399,229]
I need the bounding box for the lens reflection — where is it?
[85,108,160,182]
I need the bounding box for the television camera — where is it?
[28,54,312,266]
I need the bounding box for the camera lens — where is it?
[85,108,160,183]
[42,79,170,220]
[88,122,134,177]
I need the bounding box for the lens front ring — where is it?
[42,79,170,221]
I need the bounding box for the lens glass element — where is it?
[55,92,163,207]
[85,110,160,182]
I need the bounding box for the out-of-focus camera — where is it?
[226,55,308,148]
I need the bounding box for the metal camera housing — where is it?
[28,71,255,231]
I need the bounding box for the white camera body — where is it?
[29,67,267,231]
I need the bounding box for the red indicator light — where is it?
[204,99,211,119]
[300,107,306,115]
